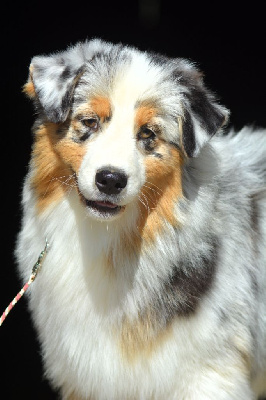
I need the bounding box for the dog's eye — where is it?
[138,127,155,140]
[82,118,99,132]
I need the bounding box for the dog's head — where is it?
[25,39,228,226]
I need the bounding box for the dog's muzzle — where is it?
[79,167,128,220]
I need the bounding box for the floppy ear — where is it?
[23,51,85,123]
[178,67,229,157]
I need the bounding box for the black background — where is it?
[1,1,265,398]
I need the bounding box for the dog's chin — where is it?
[82,198,126,221]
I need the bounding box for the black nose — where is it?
[95,169,128,195]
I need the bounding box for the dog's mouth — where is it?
[83,198,125,219]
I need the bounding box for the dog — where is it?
[16,39,266,399]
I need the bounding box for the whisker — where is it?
[142,184,160,196]
[42,173,78,200]
[142,183,162,204]
[141,187,157,208]
[138,195,148,211]
[145,180,163,194]
[139,193,151,215]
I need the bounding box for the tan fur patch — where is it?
[90,96,111,120]
[23,65,36,98]
[135,105,157,129]
[232,334,252,373]
[120,312,173,362]
[31,123,85,213]
[106,247,115,273]
[66,394,88,400]
[138,146,184,242]
[23,80,36,98]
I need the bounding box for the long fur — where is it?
[16,39,266,399]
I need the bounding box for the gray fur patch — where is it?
[156,237,218,321]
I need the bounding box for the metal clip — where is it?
[31,238,49,278]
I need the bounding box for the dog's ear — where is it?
[23,50,86,123]
[177,65,229,157]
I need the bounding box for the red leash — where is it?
[0,239,49,327]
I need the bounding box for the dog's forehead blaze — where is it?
[138,146,183,242]
[31,123,86,213]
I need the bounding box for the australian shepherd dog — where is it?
[16,39,266,399]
